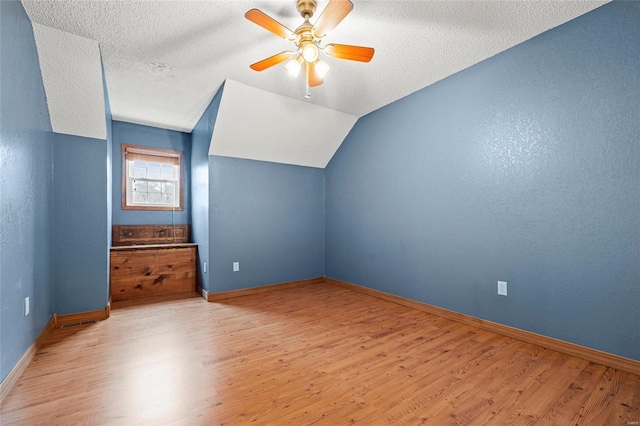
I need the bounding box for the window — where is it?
[122,144,184,210]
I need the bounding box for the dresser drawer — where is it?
[118,227,138,242]
[138,228,154,239]
[112,224,190,246]
[110,245,197,302]
[110,252,157,279]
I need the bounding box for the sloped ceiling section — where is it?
[22,1,610,134]
[31,23,106,140]
[210,80,357,168]
[22,1,610,168]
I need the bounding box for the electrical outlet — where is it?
[233,262,239,272]
[497,281,508,296]
[24,297,30,316]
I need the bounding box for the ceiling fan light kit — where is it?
[285,55,304,77]
[302,43,319,63]
[246,0,374,99]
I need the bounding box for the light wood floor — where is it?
[1,283,638,425]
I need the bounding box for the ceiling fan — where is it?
[245,0,374,98]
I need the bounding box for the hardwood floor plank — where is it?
[537,362,608,425]
[466,349,573,425]
[605,372,640,426]
[1,283,638,425]
[568,367,628,425]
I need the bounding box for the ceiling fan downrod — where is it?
[297,0,317,20]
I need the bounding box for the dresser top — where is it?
[110,242,197,252]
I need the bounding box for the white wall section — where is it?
[210,80,357,169]
[31,23,106,139]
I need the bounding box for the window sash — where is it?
[126,161,180,208]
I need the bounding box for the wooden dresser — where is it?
[110,225,196,302]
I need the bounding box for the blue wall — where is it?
[53,134,110,315]
[210,156,325,292]
[111,121,192,225]
[0,0,55,382]
[102,54,113,252]
[191,84,225,292]
[326,1,639,360]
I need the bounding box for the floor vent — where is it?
[61,320,98,329]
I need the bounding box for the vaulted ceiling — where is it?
[22,0,608,167]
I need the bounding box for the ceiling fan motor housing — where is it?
[297,0,317,19]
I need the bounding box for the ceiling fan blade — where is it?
[245,9,295,39]
[324,44,374,62]
[313,0,353,38]
[308,62,324,87]
[250,51,294,72]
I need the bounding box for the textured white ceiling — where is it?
[211,80,357,168]
[31,23,106,139]
[22,0,609,164]
[22,0,608,136]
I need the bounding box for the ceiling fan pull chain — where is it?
[305,63,311,99]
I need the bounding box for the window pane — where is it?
[162,193,175,204]
[161,165,174,180]
[148,181,161,193]
[147,163,161,179]
[133,161,147,168]
[133,167,147,178]
[148,192,162,203]
[162,182,175,194]
[133,180,147,192]
[133,192,147,203]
